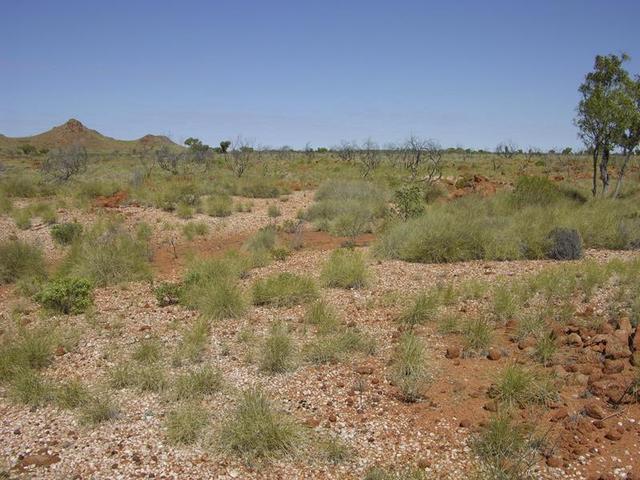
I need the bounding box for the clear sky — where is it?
[1,0,639,150]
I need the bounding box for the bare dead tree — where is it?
[335,140,358,163]
[41,144,88,181]
[133,145,156,179]
[228,137,254,178]
[398,135,444,184]
[358,138,381,178]
[494,141,518,171]
[154,146,182,175]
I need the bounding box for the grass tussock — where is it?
[260,323,296,374]
[0,239,46,285]
[61,219,151,286]
[321,248,368,289]
[252,272,318,307]
[166,402,209,445]
[398,291,440,326]
[489,364,558,408]
[219,389,304,459]
[170,365,223,401]
[390,332,430,402]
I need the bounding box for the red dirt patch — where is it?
[94,190,128,208]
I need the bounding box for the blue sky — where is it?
[1,0,639,150]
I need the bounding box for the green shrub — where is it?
[546,227,583,260]
[393,185,425,220]
[240,180,283,198]
[187,281,246,320]
[0,192,12,213]
[0,239,46,284]
[390,332,430,402]
[260,323,295,374]
[166,402,209,444]
[154,282,183,307]
[61,220,151,286]
[36,277,93,314]
[219,389,303,458]
[206,195,233,217]
[321,248,368,289]
[252,273,318,307]
[176,201,194,219]
[398,291,440,326]
[51,222,83,245]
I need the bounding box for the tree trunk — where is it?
[591,148,598,197]
[599,147,610,197]
[613,151,631,198]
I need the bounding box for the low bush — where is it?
[252,272,318,307]
[51,222,83,245]
[36,277,93,314]
[390,332,430,402]
[304,300,341,334]
[321,248,368,289]
[0,326,55,381]
[173,317,210,364]
[219,389,303,458]
[182,221,208,240]
[546,227,583,260]
[0,239,46,284]
[154,281,183,307]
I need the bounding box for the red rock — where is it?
[604,429,622,441]
[603,359,625,374]
[584,401,606,420]
[518,337,536,349]
[605,339,631,359]
[550,408,568,422]
[633,329,640,352]
[459,419,471,428]
[328,414,337,422]
[566,332,583,347]
[483,400,498,412]
[355,365,373,375]
[417,459,431,469]
[546,456,563,468]
[445,346,460,359]
[20,454,60,467]
[55,345,66,356]
[487,348,501,361]
[618,316,632,333]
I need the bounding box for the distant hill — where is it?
[0,119,180,152]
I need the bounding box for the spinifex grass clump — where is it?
[219,389,304,459]
[305,179,388,237]
[398,291,440,326]
[321,248,368,289]
[51,222,83,245]
[260,322,296,374]
[252,272,318,307]
[61,219,151,286]
[181,254,248,320]
[0,239,46,285]
[390,332,430,402]
[489,364,558,408]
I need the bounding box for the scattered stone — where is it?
[566,332,583,347]
[584,401,606,420]
[355,365,374,375]
[445,346,460,359]
[487,348,501,361]
[546,456,563,468]
[605,340,631,359]
[604,429,622,441]
[19,454,60,468]
[483,400,498,412]
[459,419,471,428]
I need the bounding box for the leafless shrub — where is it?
[228,137,255,178]
[334,140,358,164]
[494,141,518,171]
[41,144,88,181]
[154,146,182,175]
[358,138,381,177]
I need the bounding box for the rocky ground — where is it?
[1,194,639,479]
